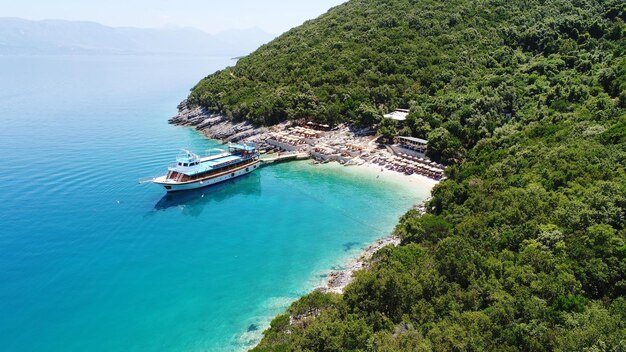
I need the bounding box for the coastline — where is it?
[170,98,439,293]
[340,161,438,193]
[169,99,269,143]
[230,160,436,351]
[314,162,435,294]
[170,100,439,348]
[317,234,401,294]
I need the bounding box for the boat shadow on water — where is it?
[151,172,262,216]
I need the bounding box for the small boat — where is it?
[152,143,260,192]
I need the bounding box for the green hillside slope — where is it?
[188,0,625,164]
[186,0,626,350]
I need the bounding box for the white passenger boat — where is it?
[152,143,260,192]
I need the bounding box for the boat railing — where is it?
[175,148,201,162]
[176,156,199,163]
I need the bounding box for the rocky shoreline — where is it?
[316,199,429,294]
[317,235,401,294]
[171,100,445,182]
[169,99,268,143]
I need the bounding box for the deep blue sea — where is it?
[0,55,431,351]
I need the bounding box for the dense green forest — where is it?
[189,0,625,164]
[186,0,626,350]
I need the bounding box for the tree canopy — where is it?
[188,0,625,164]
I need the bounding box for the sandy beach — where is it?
[312,161,438,199]
[352,162,438,192]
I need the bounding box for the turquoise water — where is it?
[0,55,431,351]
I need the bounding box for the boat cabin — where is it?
[164,145,259,183]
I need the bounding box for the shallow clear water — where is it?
[0,55,430,351]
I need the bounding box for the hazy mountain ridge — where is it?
[0,17,275,55]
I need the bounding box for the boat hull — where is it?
[154,161,260,192]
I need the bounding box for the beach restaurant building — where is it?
[395,136,428,153]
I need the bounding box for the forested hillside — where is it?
[188,0,625,164]
[187,0,626,350]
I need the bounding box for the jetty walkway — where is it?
[260,152,310,166]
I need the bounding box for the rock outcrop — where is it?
[169,100,267,143]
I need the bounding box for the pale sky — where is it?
[1,0,347,35]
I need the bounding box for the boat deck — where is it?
[173,155,247,176]
[155,159,259,185]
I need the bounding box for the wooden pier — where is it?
[260,152,310,166]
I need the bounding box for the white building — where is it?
[383,109,410,121]
[395,136,428,153]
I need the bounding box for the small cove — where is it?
[0,55,432,351]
